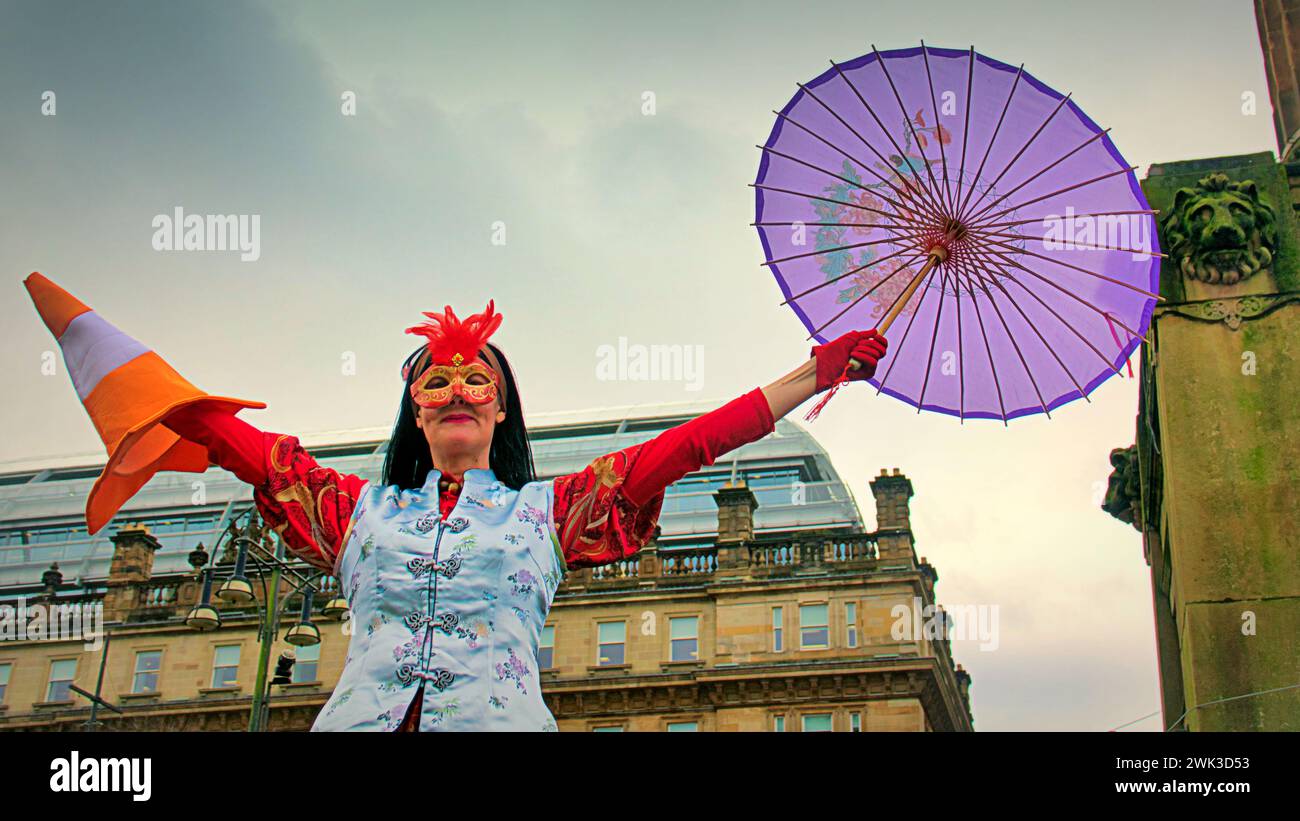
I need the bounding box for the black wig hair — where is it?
[381,341,536,491]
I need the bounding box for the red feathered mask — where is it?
[403,302,507,408]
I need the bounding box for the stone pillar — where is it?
[103,523,161,622]
[870,468,917,568]
[1136,153,1300,729]
[1255,0,1300,161]
[638,524,662,579]
[714,482,757,570]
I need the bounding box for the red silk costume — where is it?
[165,383,774,735]
[162,387,776,576]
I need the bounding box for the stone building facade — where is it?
[0,464,972,732]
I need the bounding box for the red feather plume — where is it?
[404,301,504,374]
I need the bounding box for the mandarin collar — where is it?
[422,467,497,493]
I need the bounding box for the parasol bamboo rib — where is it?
[826,60,949,218]
[765,109,951,225]
[959,258,1091,402]
[755,142,947,231]
[806,249,930,338]
[848,244,949,369]
[782,243,923,306]
[919,41,955,214]
[870,44,951,218]
[796,79,948,223]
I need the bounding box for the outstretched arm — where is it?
[551,329,887,569]
[163,404,367,575]
[763,328,889,420]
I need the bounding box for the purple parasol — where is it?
[754,44,1160,423]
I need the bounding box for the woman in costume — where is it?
[24,274,885,732]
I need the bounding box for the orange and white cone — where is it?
[23,272,266,534]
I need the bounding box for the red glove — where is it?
[161,403,271,486]
[811,329,888,393]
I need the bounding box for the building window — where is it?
[47,658,77,702]
[132,651,161,693]
[669,616,698,661]
[802,713,833,732]
[799,603,829,649]
[667,721,698,732]
[539,625,555,670]
[773,715,785,732]
[772,606,783,652]
[293,642,319,683]
[592,725,624,732]
[597,621,625,666]
[845,602,858,648]
[0,663,10,703]
[850,711,862,732]
[212,645,240,688]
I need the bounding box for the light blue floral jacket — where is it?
[314,468,565,732]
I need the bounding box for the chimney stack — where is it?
[870,468,916,567]
[103,523,161,621]
[715,481,758,545]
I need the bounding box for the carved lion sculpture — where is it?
[1160,172,1277,285]
[1102,445,1141,531]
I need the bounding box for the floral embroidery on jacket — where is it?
[324,688,353,717]
[516,503,547,538]
[393,632,423,662]
[366,613,391,637]
[508,569,537,596]
[452,534,478,554]
[542,568,562,596]
[495,647,530,694]
[428,698,461,726]
[454,616,493,649]
[378,708,401,731]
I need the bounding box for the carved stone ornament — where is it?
[1157,292,1300,330]
[1160,173,1278,286]
[1102,445,1141,531]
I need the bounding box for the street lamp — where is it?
[322,591,349,619]
[185,568,221,631]
[216,537,255,604]
[284,589,321,647]
[187,507,340,731]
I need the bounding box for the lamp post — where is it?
[72,629,121,730]
[185,507,346,732]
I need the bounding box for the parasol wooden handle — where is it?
[848,247,947,370]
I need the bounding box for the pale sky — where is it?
[0,0,1277,730]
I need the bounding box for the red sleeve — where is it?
[162,404,367,574]
[621,387,775,506]
[551,388,775,569]
[551,442,665,570]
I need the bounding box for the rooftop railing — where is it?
[562,530,882,593]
